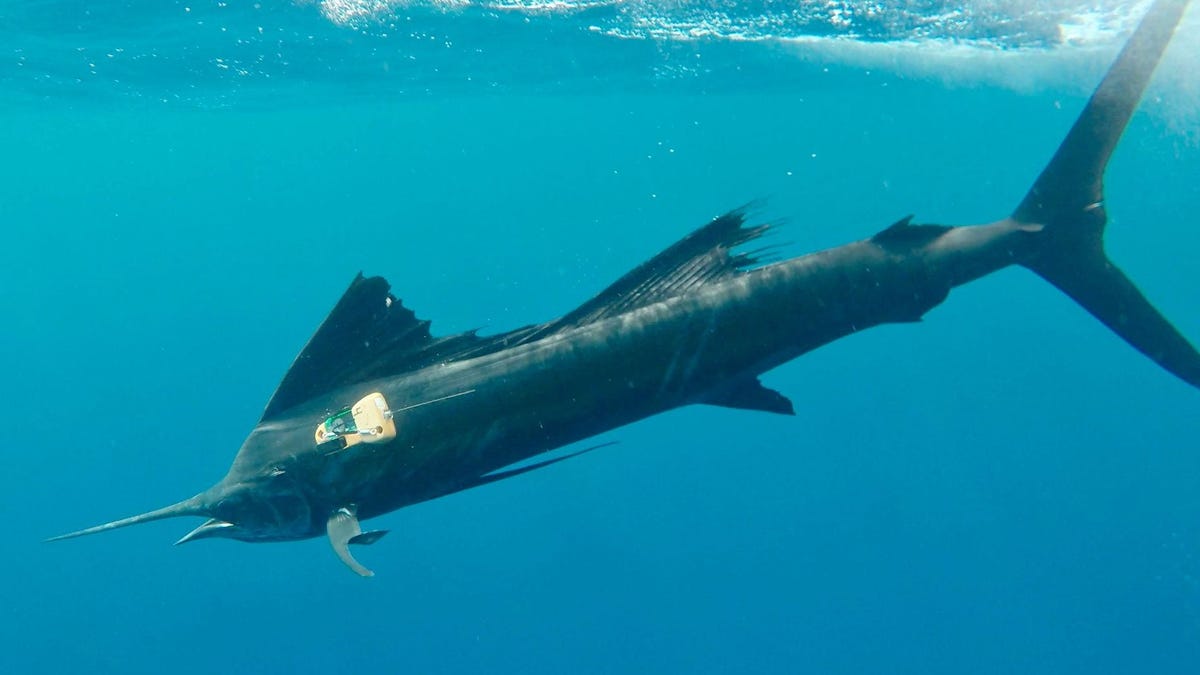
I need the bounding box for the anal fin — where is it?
[703,378,795,416]
[326,506,386,577]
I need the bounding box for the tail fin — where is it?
[45,495,207,542]
[1015,0,1200,389]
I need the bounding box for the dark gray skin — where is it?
[49,0,1198,575]
[213,217,1033,542]
[44,214,1038,555]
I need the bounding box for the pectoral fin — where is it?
[349,530,389,546]
[326,506,388,577]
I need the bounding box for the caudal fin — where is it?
[1015,0,1199,389]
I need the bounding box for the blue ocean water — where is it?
[4,1,1200,673]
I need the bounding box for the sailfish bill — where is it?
[45,495,207,543]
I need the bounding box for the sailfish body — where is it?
[50,0,1198,576]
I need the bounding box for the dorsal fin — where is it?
[261,274,528,421]
[264,210,774,419]
[518,207,776,343]
[872,215,951,249]
[262,274,424,420]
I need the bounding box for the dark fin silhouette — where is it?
[46,494,208,542]
[461,442,615,491]
[326,505,386,577]
[703,377,795,416]
[349,530,389,546]
[1015,0,1200,389]
[1029,253,1200,386]
[264,209,778,418]
[263,274,449,420]
[261,274,537,421]
[517,207,777,343]
[1014,0,1191,226]
[872,215,951,249]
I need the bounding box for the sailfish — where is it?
[50,0,1197,576]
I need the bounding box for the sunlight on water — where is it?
[1,0,1195,121]
[311,0,1138,45]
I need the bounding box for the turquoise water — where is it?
[4,1,1200,673]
